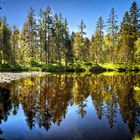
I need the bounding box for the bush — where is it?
[42,65,58,72]
[84,62,93,66]
[0,63,13,71]
[75,66,86,72]
[31,60,43,67]
[89,64,106,73]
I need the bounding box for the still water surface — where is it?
[0,73,140,140]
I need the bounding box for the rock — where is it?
[0,72,47,84]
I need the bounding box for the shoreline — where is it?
[0,72,47,84]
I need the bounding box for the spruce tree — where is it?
[94,16,104,64]
[129,1,140,63]
[11,25,19,67]
[0,17,12,64]
[28,7,37,59]
[119,11,131,63]
[107,8,118,63]
[39,7,53,64]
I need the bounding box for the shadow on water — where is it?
[0,73,140,139]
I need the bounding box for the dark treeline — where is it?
[0,1,140,71]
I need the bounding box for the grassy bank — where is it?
[0,62,140,73]
[101,63,140,72]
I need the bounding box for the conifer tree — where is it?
[129,1,140,63]
[39,7,53,64]
[28,7,37,58]
[107,8,118,63]
[0,17,12,64]
[119,11,131,63]
[94,16,104,64]
[11,25,19,66]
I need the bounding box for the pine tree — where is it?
[119,1,140,64]
[63,18,73,66]
[119,11,131,63]
[135,38,140,62]
[94,16,104,64]
[79,19,86,38]
[11,25,19,67]
[73,32,82,61]
[0,17,12,64]
[73,20,87,62]
[107,8,118,63]
[129,1,140,63]
[90,35,95,62]
[84,37,90,61]
[39,7,53,64]
[53,14,65,67]
[28,7,37,59]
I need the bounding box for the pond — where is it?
[0,73,140,140]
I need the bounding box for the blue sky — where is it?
[2,0,140,38]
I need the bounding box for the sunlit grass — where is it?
[134,87,140,91]
[101,63,140,72]
[1,61,140,73]
[101,71,124,76]
[133,135,140,140]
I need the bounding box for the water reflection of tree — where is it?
[118,75,139,133]
[10,80,20,115]
[46,75,73,125]
[105,76,118,128]
[0,87,11,140]
[74,76,89,118]
[0,74,140,134]
[91,75,105,120]
[0,87,11,123]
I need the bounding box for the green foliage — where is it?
[42,65,58,72]
[0,63,12,71]
[89,64,106,73]
[31,60,44,67]
[135,38,140,62]
[133,135,140,140]
[0,1,140,73]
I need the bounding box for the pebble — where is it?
[0,72,47,84]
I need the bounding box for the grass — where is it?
[133,135,140,140]
[0,63,42,72]
[134,87,140,91]
[101,63,140,72]
[101,71,125,76]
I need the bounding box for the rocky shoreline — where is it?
[0,72,47,84]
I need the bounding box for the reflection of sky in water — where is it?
[0,98,132,140]
[0,74,139,140]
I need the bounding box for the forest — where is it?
[0,1,140,72]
